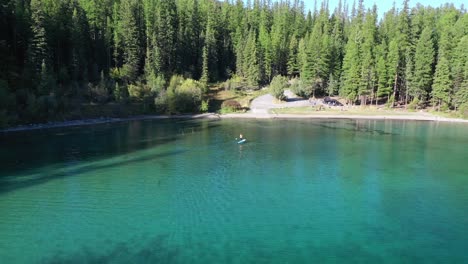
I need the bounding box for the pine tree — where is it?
[340,40,360,103]
[329,11,345,84]
[411,27,434,102]
[404,54,415,104]
[156,0,179,77]
[120,0,142,82]
[340,25,361,103]
[259,21,273,82]
[432,56,452,109]
[243,30,261,87]
[387,39,399,104]
[452,36,468,104]
[37,60,56,96]
[359,7,378,105]
[287,36,299,77]
[200,44,209,85]
[297,37,307,77]
[28,0,48,80]
[376,47,391,102]
[71,6,90,82]
[453,54,468,112]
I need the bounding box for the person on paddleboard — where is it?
[236,133,246,143]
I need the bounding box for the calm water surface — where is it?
[0,119,467,263]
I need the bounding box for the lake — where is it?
[1,118,467,263]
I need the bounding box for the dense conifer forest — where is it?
[0,0,467,126]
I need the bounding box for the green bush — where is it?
[113,82,129,102]
[220,100,241,113]
[154,90,168,113]
[269,75,288,100]
[407,97,420,110]
[147,72,166,93]
[128,83,153,99]
[459,103,468,118]
[290,78,315,98]
[167,75,185,93]
[89,82,109,103]
[167,77,204,113]
[223,75,250,91]
[439,104,449,112]
[200,99,210,113]
[110,67,122,81]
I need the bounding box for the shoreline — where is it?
[220,112,468,123]
[1,112,467,133]
[0,113,218,133]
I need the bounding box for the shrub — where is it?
[407,97,420,110]
[290,78,316,98]
[89,82,109,103]
[269,75,288,100]
[113,82,129,102]
[200,99,210,113]
[167,77,204,113]
[458,103,468,118]
[110,67,122,81]
[220,100,241,113]
[439,104,449,112]
[223,75,249,91]
[128,83,152,99]
[167,75,185,93]
[147,72,165,93]
[154,90,168,113]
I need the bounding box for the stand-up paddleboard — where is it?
[237,139,247,144]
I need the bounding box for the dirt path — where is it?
[250,90,313,114]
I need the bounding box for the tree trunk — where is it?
[392,72,398,107]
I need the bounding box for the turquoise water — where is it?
[1,119,467,263]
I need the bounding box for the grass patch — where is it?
[428,110,468,120]
[271,106,428,116]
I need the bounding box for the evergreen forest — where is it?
[1,0,467,126]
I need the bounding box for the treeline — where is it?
[0,0,467,126]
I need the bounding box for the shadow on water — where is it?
[42,232,394,263]
[44,234,181,264]
[311,120,399,136]
[0,149,187,195]
[0,119,220,192]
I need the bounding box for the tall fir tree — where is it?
[287,36,299,78]
[359,6,378,104]
[411,27,435,102]
[432,56,452,109]
[28,0,49,82]
[119,0,142,82]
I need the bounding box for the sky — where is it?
[302,0,466,18]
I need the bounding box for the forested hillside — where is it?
[0,0,467,126]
